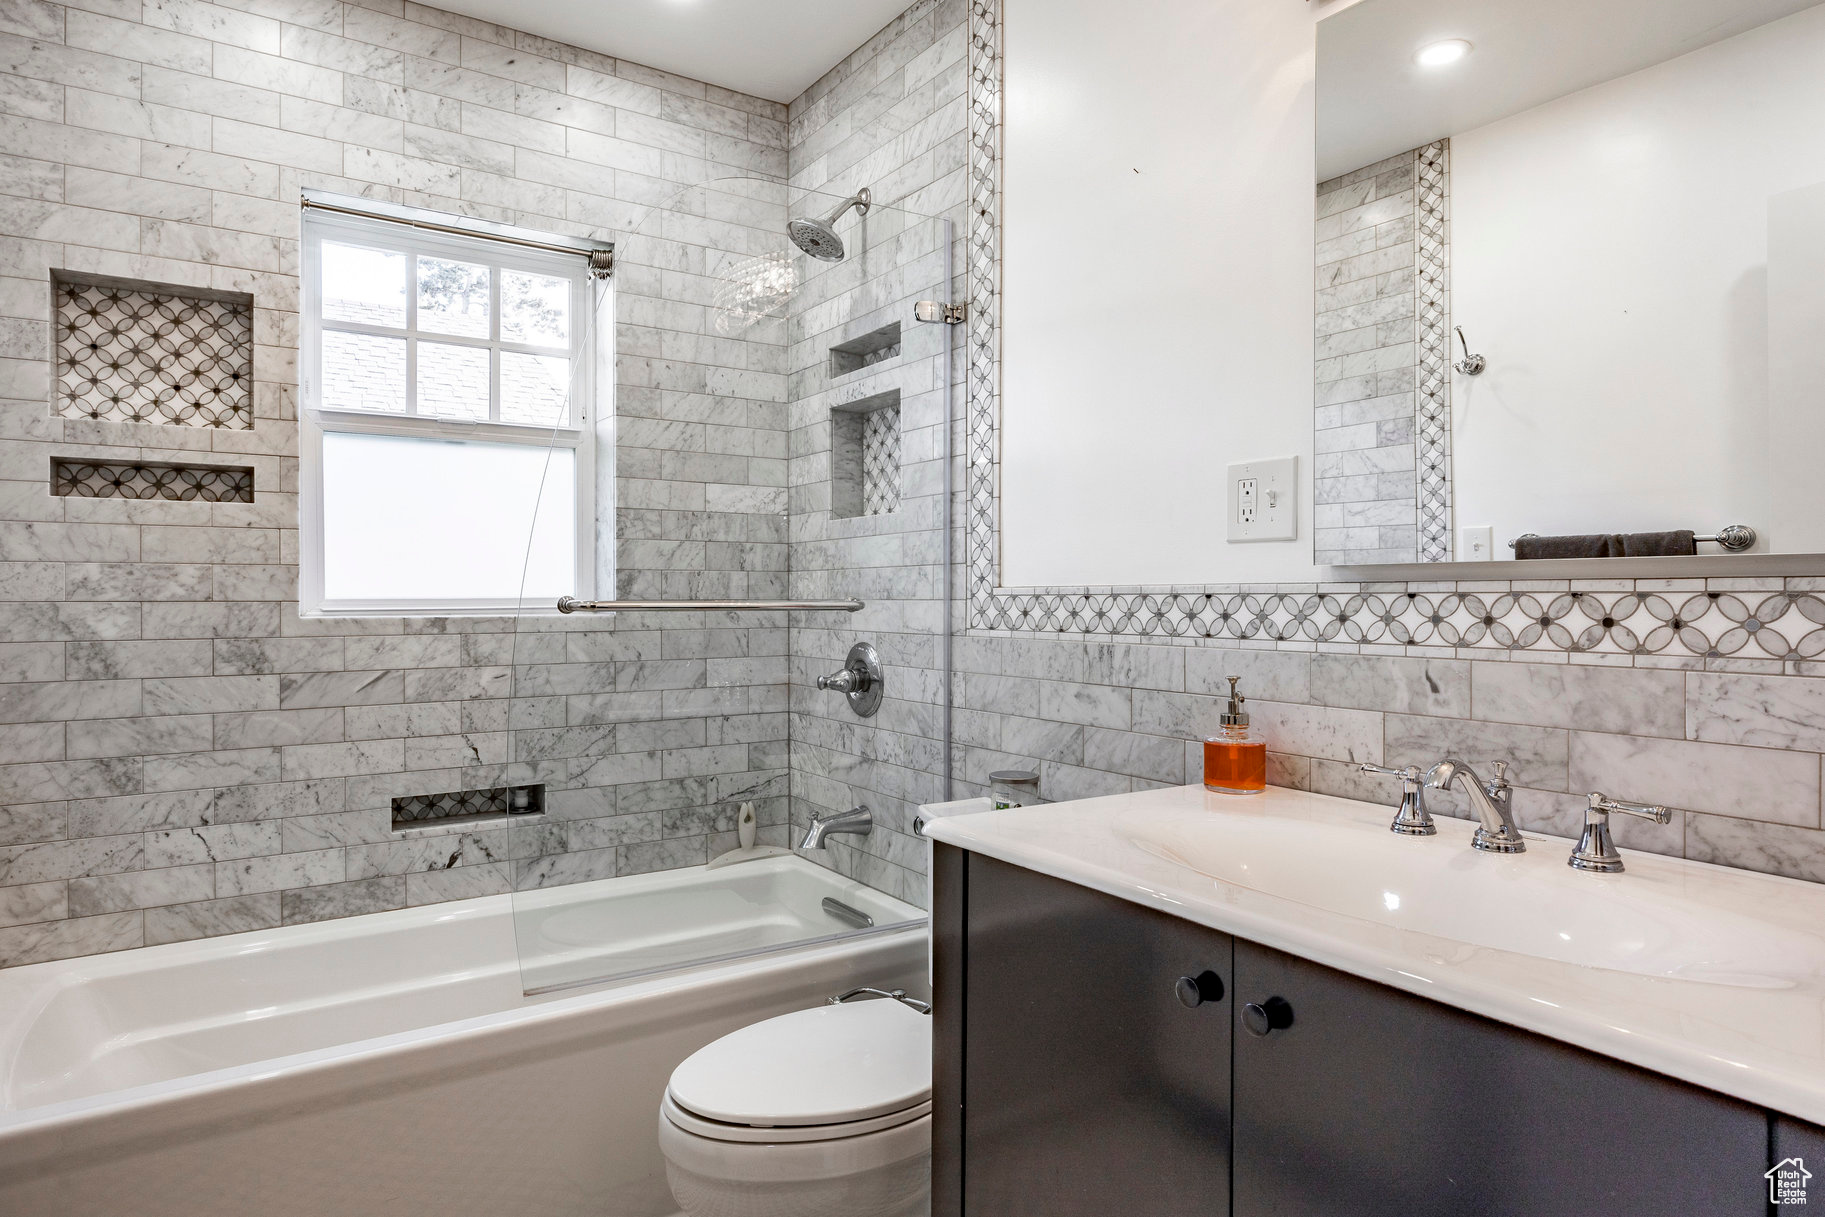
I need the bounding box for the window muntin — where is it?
[300,208,600,616]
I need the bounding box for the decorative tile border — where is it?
[960,1,1813,662]
[52,459,255,503]
[1413,139,1452,562]
[957,585,1825,662]
[967,0,1003,631]
[53,273,254,429]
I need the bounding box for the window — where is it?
[299,201,602,616]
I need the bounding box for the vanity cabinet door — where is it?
[1230,940,1765,1217]
[960,853,1232,1217]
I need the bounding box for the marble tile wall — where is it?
[948,611,1825,884]
[785,0,966,906]
[0,0,795,966]
[1313,148,1426,565]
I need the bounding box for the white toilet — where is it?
[657,996,932,1217]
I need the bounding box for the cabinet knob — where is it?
[1174,970,1225,1008]
[1242,996,1294,1036]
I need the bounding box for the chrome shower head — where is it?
[789,187,871,262]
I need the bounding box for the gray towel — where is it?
[1618,530,1697,557]
[1513,531,1699,560]
[1513,533,1621,560]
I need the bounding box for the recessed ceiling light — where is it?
[1416,39,1473,68]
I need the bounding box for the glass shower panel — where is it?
[499,179,948,996]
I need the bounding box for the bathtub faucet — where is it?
[801,805,873,849]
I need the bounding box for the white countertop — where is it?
[922,783,1825,1124]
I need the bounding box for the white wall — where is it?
[1448,5,1825,554]
[997,0,1330,587]
[1769,180,1825,555]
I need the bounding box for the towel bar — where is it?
[1507,525,1756,553]
[556,597,864,613]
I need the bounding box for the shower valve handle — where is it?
[816,668,864,694]
[816,643,885,718]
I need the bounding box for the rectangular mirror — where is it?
[1315,0,1825,565]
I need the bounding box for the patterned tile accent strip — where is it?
[54,273,255,430]
[1413,139,1453,561]
[968,0,1004,631]
[52,460,255,503]
[862,405,902,515]
[391,785,543,827]
[958,587,1825,663]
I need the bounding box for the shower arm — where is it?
[556,597,863,614]
[819,186,871,226]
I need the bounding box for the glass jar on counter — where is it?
[989,769,1041,809]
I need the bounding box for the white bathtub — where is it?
[0,856,926,1217]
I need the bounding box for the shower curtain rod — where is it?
[556,597,863,613]
[300,196,614,275]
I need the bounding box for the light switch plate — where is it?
[1227,457,1297,542]
[1460,525,1494,561]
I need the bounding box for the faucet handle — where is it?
[1570,791,1673,873]
[1489,760,1510,790]
[1358,764,1435,836]
[1588,791,1671,824]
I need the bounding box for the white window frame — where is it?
[299,205,602,617]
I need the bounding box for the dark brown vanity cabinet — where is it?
[934,844,1777,1217]
[1230,940,1764,1216]
[945,851,1233,1217]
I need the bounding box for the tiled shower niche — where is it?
[52,459,255,503]
[53,270,255,429]
[391,784,545,830]
[828,322,902,377]
[832,390,902,518]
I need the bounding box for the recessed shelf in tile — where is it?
[391,784,545,830]
[53,270,255,430]
[52,459,255,503]
[832,389,901,519]
[828,322,902,378]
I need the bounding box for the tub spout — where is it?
[801,805,872,849]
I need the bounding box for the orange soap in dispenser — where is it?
[1203,676,1267,795]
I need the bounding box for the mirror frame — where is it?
[967,0,1825,647]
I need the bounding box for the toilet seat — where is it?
[661,1091,931,1143]
[664,999,931,1140]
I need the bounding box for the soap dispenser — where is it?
[1203,676,1267,795]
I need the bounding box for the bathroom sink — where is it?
[923,782,1825,1123]
[1124,808,1825,988]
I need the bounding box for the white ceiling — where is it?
[427,0,915,104]
[1317,0,1825,180]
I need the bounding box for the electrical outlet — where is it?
[1227,458,1297,542]
[1460,525,1494,561]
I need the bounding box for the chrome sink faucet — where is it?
[1569,792,1672,873]
[800,805,873,850]
[1424,758,1526,853]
